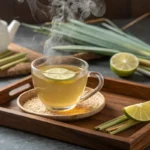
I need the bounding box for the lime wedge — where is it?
[123,101,150,122]
[43,68,76,80]
[110,52,139,77]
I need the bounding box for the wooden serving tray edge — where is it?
[0,42,149,150]
[0,75,150,150]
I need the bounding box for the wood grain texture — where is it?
[0,75,150,150]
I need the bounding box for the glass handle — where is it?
[80,71,104,102]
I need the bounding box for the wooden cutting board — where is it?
[0,43,102,78]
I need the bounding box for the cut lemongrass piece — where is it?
[109,120,140,135]
[137,67,150,77]
[0,51,14,59]
[139,58,150,67]
[0,53,26,66]
[95,115,128,131]
[53,45,119,56]
[0,57,28,70]
[139,66,150,71]
[43,68,76,81]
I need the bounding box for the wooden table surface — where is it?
[0,19,149,150]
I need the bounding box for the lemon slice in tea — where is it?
[123,101,150,122]
[43,68,76,80]
[110,52,139,77]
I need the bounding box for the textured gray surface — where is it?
[0,19,150,150]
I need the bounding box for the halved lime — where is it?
[110,52,139,77]
[123,101,150,122]
[43,68,76,80]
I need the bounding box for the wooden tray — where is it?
[0,75,150,150]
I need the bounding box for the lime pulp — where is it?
[43,67,76,80]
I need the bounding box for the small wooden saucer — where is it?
[17,87,105,121]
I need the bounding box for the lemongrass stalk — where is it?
[53,45,148,60]
[56,23,150,56]
[136,55,150,60]
[105,120,131,132]
[95,115,127,130]
[102,23,125,35]
[139,66,150,71]
[50,29,122,50]
[34,30,50,35]
[100,18,122,31]
[52,27,143,56]
[102,23,150,48]
[137,67,150,77]
[69,19,149,49]
[56,24,128,51]
[21,23,43,30]
[68,19,150,54]
[95,115,128,131]
[0,50,11,56]
[0,57,28,70]
[53,45,119,56]
[139,58,150,67]
[0,53,26,66]
[21,23,50,31]
[55,22,150,56]
[102,22,150,47]
[109,120,140,135]
[0,51,14,59]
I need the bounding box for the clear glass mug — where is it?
[31,56,104,111]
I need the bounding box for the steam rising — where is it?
[50,0,106,22]
[27,0,106,55]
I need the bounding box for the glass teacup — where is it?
[31,56,104,111]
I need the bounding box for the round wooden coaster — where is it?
[17,87,105,121]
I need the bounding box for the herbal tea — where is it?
[32,65,88,110]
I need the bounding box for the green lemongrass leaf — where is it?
[68,19,150,55]
[101,23,125,35]
[56,23,127,50]
[52,27,150,57]
[57,22,150,56]
[136,55,150,60]
[100,18,121,31]
[54,24,135,53]
[21,23,50,32]
[53,45,119,56]
[21,23,42,30]
[102,23,150,48]
[53,45,150,61]
[50,28,122,50]
[139,66,150,71]
[34,30,50,36]
[137,67,150,77]
[54,24,150,56]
